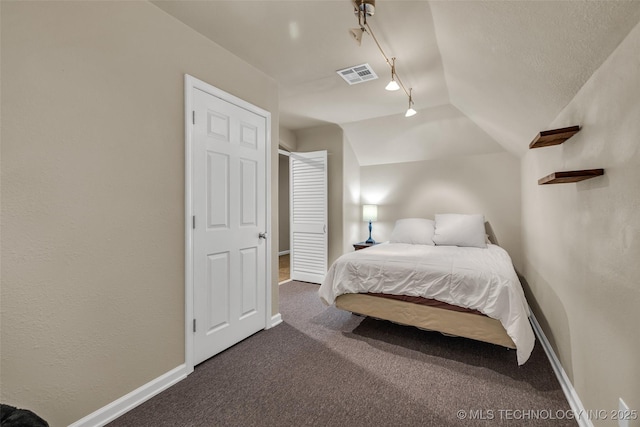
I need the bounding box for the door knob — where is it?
[259,232,267,240]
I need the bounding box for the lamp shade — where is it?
[362,204,378,222]
[385,80,400,91]
[405,107,417,117]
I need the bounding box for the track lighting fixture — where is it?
[405,88,417,117]
[351,0,416,117]
[354,0,375,24]
[385,58,400,91]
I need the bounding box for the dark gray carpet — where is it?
[109,281,575,426]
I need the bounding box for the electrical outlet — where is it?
[618,398,629,427]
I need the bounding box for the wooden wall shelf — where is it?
[529,125,580,149]
[538,169,604,185]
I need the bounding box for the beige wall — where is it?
[278,154,290,253]
[278,125,297,152]
[0,2,279,426]
[278,126,296,255]
[342,134,361,253]
[521,20,640,424]
[360,152,522,270]
[295,124,344,267]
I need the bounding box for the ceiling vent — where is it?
[336,63,378,85]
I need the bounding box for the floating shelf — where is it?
[529,125,581,149]
[530,125,603,185]
[538,169,604,185]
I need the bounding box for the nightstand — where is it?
[353,242,377,251]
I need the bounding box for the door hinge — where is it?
[192,110,195,125]
[193,319,196,333]
[192,216,196,229]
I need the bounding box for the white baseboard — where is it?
[68,310,578,427]
[278,278,292,285]
[278,250,290,256]
[68,364,189,427]
[270,313,283,328]
[529,312,592,427]
[70,312,282,426]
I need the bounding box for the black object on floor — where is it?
[1,404,49,427]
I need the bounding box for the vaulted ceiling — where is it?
[152,1,640,165]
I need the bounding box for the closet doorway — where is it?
[279,149,328,285]
[278,150,291,283]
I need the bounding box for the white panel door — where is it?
[289,151,327,284]
[192,87,266,365]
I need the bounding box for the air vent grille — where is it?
[336,63,378,85]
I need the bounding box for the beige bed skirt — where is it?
[335,293,516,349]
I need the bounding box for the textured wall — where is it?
[521,20,640,424]
[278,154,290,253]
[278,125,297,152]
[342,136,361,253]
[431,1,640,158]
[360,152,522,271]
[0,2,279,425]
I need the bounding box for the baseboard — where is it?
[68,364,189,427]
[270,313,283,328]
[278,278,292,285]
[278,250,290,256]
[529,312,592,427]
[74,311,581,427]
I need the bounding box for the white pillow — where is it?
[433,214,487,248]
[390,218,435,245]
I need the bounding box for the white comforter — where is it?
[319,243,535,365]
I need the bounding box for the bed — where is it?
[318,215,535,365]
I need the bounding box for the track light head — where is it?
[385,58,400,91]
[405,88,417,117]
[349,27,365,46]
[385,80,400,91]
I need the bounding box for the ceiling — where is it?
[152,1,640,165]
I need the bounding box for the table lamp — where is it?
[362,204,378,244]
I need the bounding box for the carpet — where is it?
[108,281,575,426]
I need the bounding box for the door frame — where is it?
[184,74,272,372]
[277,149,292,283]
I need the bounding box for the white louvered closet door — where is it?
[289,151,327,284]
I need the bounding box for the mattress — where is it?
[319,242,535,365]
